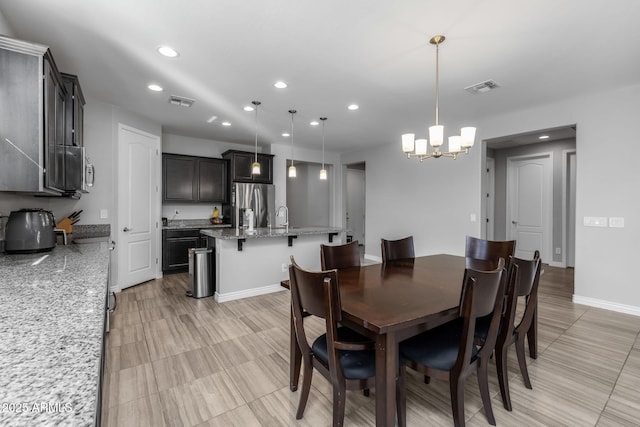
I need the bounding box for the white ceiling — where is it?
[1,0,638,153]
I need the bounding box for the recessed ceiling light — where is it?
[274,81,288,89]
[347,104,359,110]
[539,135,549,139]
[157,45,179,58]
[207,115,218,123]
[282,133,290,137]
[222,121,231,126]
[243,105,255,112]
[310,121,319,126]
[147,84,163,92]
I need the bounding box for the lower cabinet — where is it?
[162,229,206,273]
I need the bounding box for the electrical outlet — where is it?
[555,247,561,255]
[281,263,288,272]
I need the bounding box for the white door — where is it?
[346,167,365,245]
[507,154,552,262]
[117,124,160,289]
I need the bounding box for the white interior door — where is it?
[346,167,365,245]
[117,124,160,289]
[507,153,552,262]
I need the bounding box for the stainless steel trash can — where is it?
[187,247,213,298]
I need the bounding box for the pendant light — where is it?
[401,35,476,160]
[319,117,328,180]
[251,100,261,175]
[288,109,297,178]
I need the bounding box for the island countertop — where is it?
[0,242,110,426]
[200,226,346,240]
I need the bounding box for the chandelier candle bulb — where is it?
[415,139,428,156]
[448,136,462,153]
[402,133,416,153]
[461,127,476,148]
[429,125,444,147]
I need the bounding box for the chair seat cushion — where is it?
[311,327,376,380]
[400,318,478,371]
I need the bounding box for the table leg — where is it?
[289,305,301,391]
[375,332,398,426]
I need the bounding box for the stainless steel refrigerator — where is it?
[230,183,276,229]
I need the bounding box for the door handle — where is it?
[123,227,131,232]
[511,221,518,225]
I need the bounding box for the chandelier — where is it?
[402,35,476,160]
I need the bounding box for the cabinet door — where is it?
[43,58,65,192]
[198,158,227,202]
[253,154,273,183]
[162,229,201,273]
[230,152,255,182]
[163,155,196,202]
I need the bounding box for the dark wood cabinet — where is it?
[222,150,274,184]
[162,229,207,273]
[61,73,86,193]
[163,154,227,203]
[0,35,85,195]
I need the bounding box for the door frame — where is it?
[506,152,553,264]
[562,149,577,268]
[485,157,495,240]
[115,123,161,291]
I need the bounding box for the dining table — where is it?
[285,254,491,427]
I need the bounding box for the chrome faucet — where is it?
[276,205,289,232]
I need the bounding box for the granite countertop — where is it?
[200,226,346,240]
[163,219,231,230]
[0,242,110,426]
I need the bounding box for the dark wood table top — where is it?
[336,254,467,336]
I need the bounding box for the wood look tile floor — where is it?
[102,265,640,426]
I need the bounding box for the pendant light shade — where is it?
[288,109,297,178]
[251,101,261,175]
[319,117,328,180]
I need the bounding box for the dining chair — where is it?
[397,258,508,427]
[476,250,541,411]
[465,235,516,270]
[288,256,377,427]
[321,240,361,270]
[381,236,415,262]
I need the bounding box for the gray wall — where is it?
[491,138,576,263]
[342,83,640,313]
[286,162,330,227]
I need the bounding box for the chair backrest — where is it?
[501,250,541,338]
[289,257,342,355]
[465,235,516,269]
[456,258,507,370]
[381,236,415,262]
[321,240,361,270]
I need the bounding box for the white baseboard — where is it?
[215,284,286,303]
[572,295,640,317]
[548,261,565,268]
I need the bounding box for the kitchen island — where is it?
[201,227,347,302]
[0,241,110,426]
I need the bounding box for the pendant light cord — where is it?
[289,110,296,167]
[320,117,327,169]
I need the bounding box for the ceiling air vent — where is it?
[168,95,195,107]
[464,79,500,95]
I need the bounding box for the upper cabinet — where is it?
[61,73,87,194]
[222,150,274,184]
[0,35,86,196]
[163,153,227,203]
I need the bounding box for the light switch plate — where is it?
[609,217,625,228]
[100,209,108,219]
[583,216,607,227]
